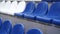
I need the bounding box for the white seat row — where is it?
[0,1,26,15]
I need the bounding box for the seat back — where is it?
[47,2,60,18]
[27,29,43,34]
[4,1,11,10]
[33,2,48,15]
[0,1,5,12]
[0,1,5,7]
[15,1,26,13]
[11,24,24,34]
[0,20,12,34]
[9,1,18,15]
[23,1,35,13]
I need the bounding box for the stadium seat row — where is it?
[42,0,60,2]
[0,18,43,34]
[15,2,60,26]
[0,1,26,15]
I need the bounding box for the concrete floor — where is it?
[0,13,60,34]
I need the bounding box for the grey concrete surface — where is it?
[0,14,60,34]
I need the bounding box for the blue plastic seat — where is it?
[36,2,60,25]
[27,29,43,34]
[24,2,48,20]
[0,18,2,27]
[42,0,53,2]
[11,24,24,34]
[14,2,35,17]
[50,2,60,25]
[0,20,12,34]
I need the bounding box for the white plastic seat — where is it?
[9,1,26,15]
[15,1,26,13]
[0,1,5,12]
[0,1,11,14]
[8,1,18,15]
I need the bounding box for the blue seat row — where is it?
[24,2,48,20]
[42,0,60,2]
[11,24,43,34]
[0,18,43,34]
[15,2,60,26]
[36,2,60,25]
